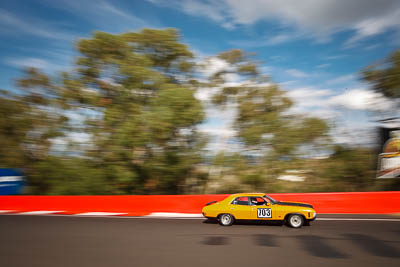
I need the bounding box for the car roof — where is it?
[230,193,265,197]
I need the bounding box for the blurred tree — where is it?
[362,49,400,100]
[66,29,205,194]
[0,68,71,193]
[319,145,376,191]
[0,91,33,168]
[0,29,206,194]
[2,30,393,195]
[207,49,330,191]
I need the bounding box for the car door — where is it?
[229,196,252,219]
[249,197,278,220]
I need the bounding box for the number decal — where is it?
[257,208,272,218]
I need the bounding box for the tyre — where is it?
[218,213,234,226]
[287,214,304,228]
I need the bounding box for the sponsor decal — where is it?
[377,130,400,178]
[257,208,272,218]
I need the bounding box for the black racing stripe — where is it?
[206,200,218,206]
[277,202,313,209]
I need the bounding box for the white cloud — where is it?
[151,0,400,44]
[43,0,152,31]
[197,104,239,152]
[278,80,296,87]
[316,64,330,69]
[287,86,394,113]
[0,8,75,40]
[286,87,334,117]
[326,74,357,85]
[181,0,226,25]
[286,69,309,78]
[194,87,220,102]
[268,33,295,45]
[196,82,394,150]
[234,32,301,47]
[345,8,400,47]
[99,1,136,20]
[4,57,68,71]
[147,0,233,30]
[6,57,50,69]
[195,56,242,152]
[322,55,348,60]
[198,127,236,138]
[230,32,302,47]
[328,88,394,111]
[227,0,400,43]
[200,57,231,77]
[285,86,392,146]
[270,56,287,62]
[331,123,377,147]
[364,44,381,51]
[68,132,91,143]
[4,57,70,72]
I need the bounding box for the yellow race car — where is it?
[202,193,316,228]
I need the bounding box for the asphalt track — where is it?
[1,215,399,267]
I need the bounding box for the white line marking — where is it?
[0,210,14,213]
[19,211,64,215]
[316,218,400,222]
[146,212,203,218]
[75,212,128,216]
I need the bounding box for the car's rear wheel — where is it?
[287,214,304,228]
[218,213,234,226]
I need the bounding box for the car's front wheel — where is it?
[287,214,304,228]
[218,213,234,226]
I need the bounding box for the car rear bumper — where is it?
[202,212,215,219]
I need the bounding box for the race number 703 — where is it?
[257,208,272,218]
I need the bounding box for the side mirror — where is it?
[265,202,270,206]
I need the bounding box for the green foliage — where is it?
[0,93,32,168]
[318,146,376,191]
[72,29,205,194]
[362,49,400,99]
[27,157,109,195]
[0,28,206,195]
[0,31,395,195]
[211,49,330,160]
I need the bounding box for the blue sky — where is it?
[1,0,399,149]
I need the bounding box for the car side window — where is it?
[232,196,250,205]
[250,197,267,206]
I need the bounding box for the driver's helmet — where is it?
[251,199,258,205]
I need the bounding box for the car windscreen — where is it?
[264,195,278,204]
